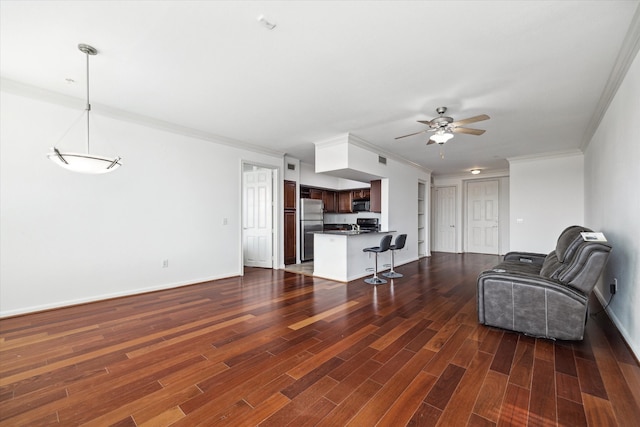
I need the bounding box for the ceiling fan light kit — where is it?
[430,130,454,144]
[47,44,122,174]
[396,106,490,149]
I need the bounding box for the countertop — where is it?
[314,230,395,236]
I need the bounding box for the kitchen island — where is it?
[313,230,396,282]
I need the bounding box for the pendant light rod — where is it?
[78,44,97,154]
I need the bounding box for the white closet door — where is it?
[434,186,456,252]
[466,180,499,254]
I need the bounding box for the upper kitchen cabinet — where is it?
[370,180,381,213]
[352,189,370,200]
[338,191,353,213]
[284,180,296,210]
[302,184,372,213]
[309,188,323,200]
[322,190,337,213]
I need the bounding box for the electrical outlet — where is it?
[610,278,617,294]
[162,259,169,268]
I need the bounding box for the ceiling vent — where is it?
[378,156,387,165]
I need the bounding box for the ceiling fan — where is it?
[395,107,490,144]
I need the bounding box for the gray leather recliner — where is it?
[477,226,611,340]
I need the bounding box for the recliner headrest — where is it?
[556,225,592,263]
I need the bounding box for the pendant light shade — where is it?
[47,44,122,174]
[49,148,122,174]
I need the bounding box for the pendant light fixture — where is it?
[47,44,122,174]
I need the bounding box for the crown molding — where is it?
[507,148,583,164]
[313,133,350,148]
[1,78,285,159]
[581,4,640,150]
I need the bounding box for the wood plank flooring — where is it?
[1,253,639,426]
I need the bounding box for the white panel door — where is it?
[466,180,499,254]
[243,168,273,268]
[433,186,456,252]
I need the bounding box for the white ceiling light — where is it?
[470,169,481,175]
[47,44,122,174]
[429,129,454,144]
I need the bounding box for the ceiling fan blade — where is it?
[395,130,428,140]
[417,120,433,125]
[450,114,490,127]
[426,139,437,145]
[452,127,486,135]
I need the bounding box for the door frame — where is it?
[241,161,280,272]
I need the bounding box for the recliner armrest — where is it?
[503,251,548,266]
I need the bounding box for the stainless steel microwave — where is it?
[352,199,370,212]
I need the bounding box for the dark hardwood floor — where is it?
[1,253,639,426]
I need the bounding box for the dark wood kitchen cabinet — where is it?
[284,180,297,265]
[352,189,365,200]
[322,190,337,213]
[355,189,370,200]
[309,188,323,200]
[370,180,381,213]
[338,191,353,213]
[284,180,296,210]
[284,210,296,265]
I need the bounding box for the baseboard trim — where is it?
[0,273,240,319]
[593,287,640,363]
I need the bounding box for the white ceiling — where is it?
[1,1,639,176]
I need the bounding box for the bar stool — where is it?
[383,234,407,278]
[363,234,393,285]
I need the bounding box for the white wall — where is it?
[284,156,300,183]
[585,49,640,359]
[432,172,510,254]
[508,151,584,253]
[0,90,283,316]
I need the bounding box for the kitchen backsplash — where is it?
[324,212,381,224]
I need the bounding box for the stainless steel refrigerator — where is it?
[300,199,324,262]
